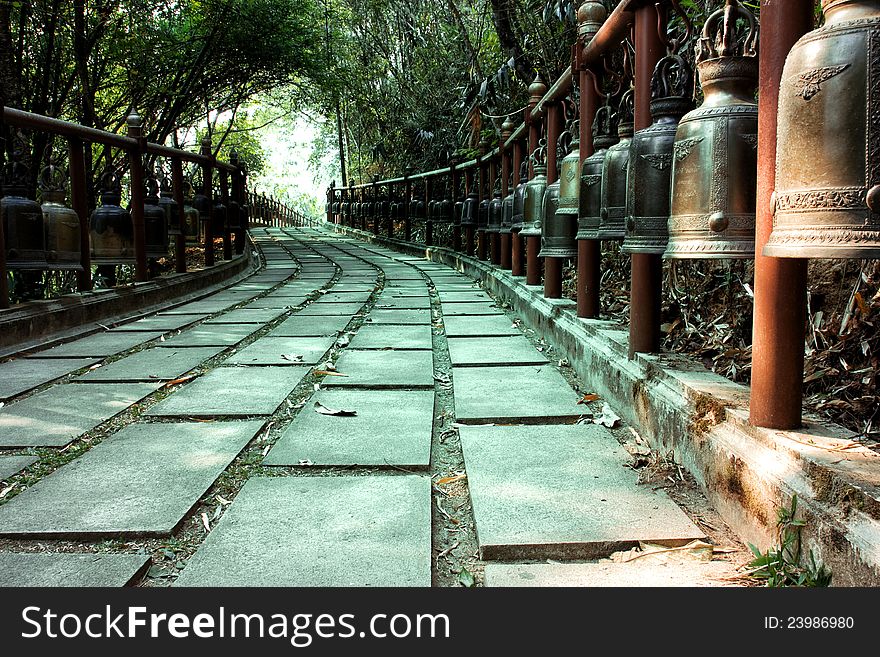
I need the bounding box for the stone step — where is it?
[484,560,741,587]
[159,325,255,347]
[76,346,226,382]
[348,324,433,350]
[365,309,432,325]
[110,314,207,332]
[0,382,161,447]
[0,553,150,587]
[442,314,521,337]
[225,336,335,366]
[204,308,287,324]
[175,475,430,587]
[459,424,706,560]
[0,420,263,538]
[0,455,38,480]
[324,350,435,388]
[264,389,434,467]
[448,336,548,367]
[26,331,165,359]
[0,358,98,401]
[297,302,364,316]
[269,315,351,337]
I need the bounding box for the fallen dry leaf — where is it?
[436,474,466,486]
[314,370,348,377]
[314,401,357,417]
[164,375,194,387]
[578,393,601,405]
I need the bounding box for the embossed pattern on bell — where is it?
[598,90,634,241]
[578,106,617,240]
[542,128,580,258]
[666,0,759,259]
[519,163,547,238]
[39,162,82,270]
[766,0,880,258]
[90,169,135,265]
[2,135,49,270]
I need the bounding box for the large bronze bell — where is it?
[501,172,515,233]
[511,161,529,232]
[578,106,617,240]
[623,54,693,254]
[39,162,82,271]
[159,176,181,237]
[520,148,548,239]
[1,138,49,270]
[487,185,503,233]
[460,187,479,227]
[144,177,169,259]
[598,90,634,240]
[766,0,880,258]
[182,181,201,244]
[478,196,490,230]
[541,128,580,258]
[91,169,135,265]
[454,195,465,225]
[666,0,758,259]
[438,198,453,223]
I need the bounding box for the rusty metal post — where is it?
[544,102,564,297]
[220,170,232,260]
[525,82,544,286]
[404,179,412,240]
[452,167,462,251]
[578,67,602,318]
[502,140,519,271]
[629,3,665,354]
[425,177,433,246]
[171,158,187,273]
[0,119,7,307]
[510,138,525,276]
[750,0,812,430]
[489,156,500,264]
[126,114,149,282]
[67,137,92,291]
[387,183,395,238]
[200,137,215,267]
[477,162,487,260]
[465,168,475,255]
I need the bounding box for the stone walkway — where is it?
[0,227,741,587]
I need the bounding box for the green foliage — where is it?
[746,495,832,587]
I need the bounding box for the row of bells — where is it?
[2,173,246,270]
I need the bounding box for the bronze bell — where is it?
[461,187,479,227]
[159,176,180,237]
[478,195,490,230]
[598,90,634,240]
[666,0,759,259]
[439,198,453,223]
[1,137,49,270]
[182,180,201,244]
[511,161,529,232]
[578,106,618,240]
[39,162,82,271]
[542,126,580,258]
[767,0,880,258]
[91,169,135,265]
[623,53,694,254]
[520,152,548,239]
[487,185,503,233]
[454,196,465,225]
[501,172,515,233]
[144,177,169,259]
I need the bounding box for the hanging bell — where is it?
[1,136,49,270]
[478,195,490,230]
[598,90,634,240]
[182,180,201,244]
[623,54,694,254]
[454,195,465,226]
[578,106,618,240]
[39,161,82,271]
[520,160,548,240]
[666,0,759,259]
[439,197,453,223]
[460,187,479,227]
[501,171,515,233]
[541,126,580,258]
[159,176,181,237]
[511,160,530,232]
[90,169,135,265]
[487,185,503,233]
[144,177,169,259]
[766,0,880,258]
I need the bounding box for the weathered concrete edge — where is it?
[326,222,880,586]
[0,247,258,356]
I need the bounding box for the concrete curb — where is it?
[326,222,880,586]
[0,247,258,357]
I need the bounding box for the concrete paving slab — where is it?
[374,296,431,309]
[159,325,255,347]
[175,475,430,586]
[226,336,335,366]
[315,292,372,304]
[159,299,235,314]
[442,314,521,337]
[269,315,350,337]
[331,284,377,293]
[26,331,164,359]
[76,347,225,382]
[204,308,287,324]
[365,309,432,325]
[453,365,583,423]
[0,553,150,587]
[348,324,433,350]
[242,296,308,309]
[297,302,364,316]
[110,314,207,332]
[441,302,501,316]
[0,358,98,400]
[324,350,434,388]
[448,336,548,367]
[0,421,263,538]
[147,366,309,417]
[265,389,433,467]
[0,382,161,447]
[459,424,705,560]
[484,560,740,587]
[0,455,38,480]
[438,291,493,302]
